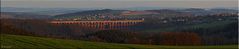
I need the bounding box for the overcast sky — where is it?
[1,0,238,8]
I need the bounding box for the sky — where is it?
[1,0,238,8]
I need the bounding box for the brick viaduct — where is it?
[49,20,144,30]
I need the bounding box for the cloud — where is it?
[1,0,237,8]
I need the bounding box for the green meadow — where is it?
[1,34,238,49]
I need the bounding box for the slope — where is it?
[0,34,237,49]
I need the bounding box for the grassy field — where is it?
[0,34,238,49]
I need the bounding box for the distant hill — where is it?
[1,12,51,19]
[52,8,238,19]
[1,7,85,16]
[1,34,237,49]
[52,9,182,19]
[178,8,238,16]
[53,9,126,19]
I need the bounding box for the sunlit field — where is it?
[1,34,237,49]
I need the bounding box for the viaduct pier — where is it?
[49,20,144,30]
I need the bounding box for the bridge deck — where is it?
[50,20,144,24]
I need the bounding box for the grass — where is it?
[1,34,238,49]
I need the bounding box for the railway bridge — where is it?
[49,20,144,30]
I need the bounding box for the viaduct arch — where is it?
[49,20,144,30]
